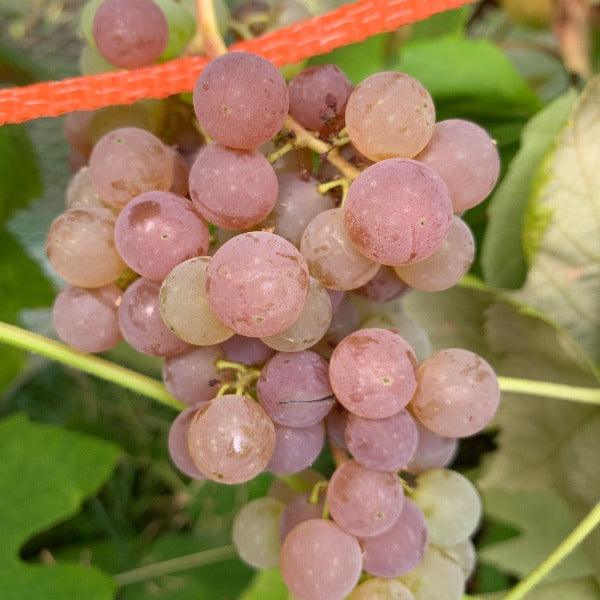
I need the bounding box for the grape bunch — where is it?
[53,14,502,595]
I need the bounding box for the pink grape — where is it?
[52,284,122,352]
[345,409,418,472]
[169,149,190,197]
[406,420,458,474]
[349,579,416,600]
[206,232,309,337]
[268,421,325,474]
[93,0,168,69]
[301,208,379,290]
[329,328,417,419]
[394,216,475,291]
[280,519,363,600]
[66,167,103,209]
[325,403,349,450]
[187,394,275,484]
[115,191,209,281]
[280,492,325,541]
[193,52,289,150]
[288,65,353,131]
[220,335,275,366]
[89,127,174,209]
[361,497,428,577]
[257,350,334,427]
[327,460,404,537]
[411,348,500,438]
[355,266,409,302]
[189,144,278,229]
[327,289,345,315]
[345,71,435,161]
[416,119,501,213]
[313,295,360,359]
[343,159,452,265]
[168,404,206,479]
[64,111,93,158]
[118,278,189,356]
[46,207,126,288]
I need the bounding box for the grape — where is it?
[169,148,190,197]
[118,278,190,356]
[189,144,278,230]
[412,468,482,546]
[260,173,335,247]
[355,266,408,302]
[415,119,500,213]
[345,409,418,472]
[327,289,345,315]
[301,208,379,291]
[168,404,207,479]
[53,284,122,352]
[329,328,417,419]
[361,497,428,577]
[345,71,435,161]
[288,65,353,131]
[187,394,275,484]
[399,545,465,600]
[46,207,126,288]
[257,350,334,427]
[280,519,363,600]
[316,296,360,358]
[88,103,163,143]
[268,468,325,503]
[64,111,93,157]
[154,0,195,60]
[262,277,332,352]
[343,159,452,266]
[444,539,476,580]
[220,335,275,366]
[349,578,416,600]
[327,460,404,538]
[159,256,234,345]
[115,192,210,282]
[394,217,475,291]
[268,421,325,474]
[411,348,500,437]
[193,52,289,150]
[163,346,227,405]
[79,43,115,75]
[93,0,168,69]
[232,497,284,569]
[280,492,325,542]
[405,420,458,474]
[325,402,348,450]
[206,232,310,337]
[66,167,103,209]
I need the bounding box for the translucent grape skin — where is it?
[345,409,418,472]
[187,394,275,484]
[168,404,207,479]
[257,350,334,428]
[220,335,275,366]
[93,0,168,69]
[193,52,289,150]
[349,578,416,600]
[261,277,332,352]
[361,497,428,577]
[329,328,417,419]
[301,208,379,291]
[89,127,174,210]
[288,64,353,131]
[327,460,404,538]
[268,421,325,475]
[189,144,278,230]
[118,278,190,356]
[279,492,325,541]
[327,289,345,315]
[66,166,103,209]
[345,72,435,161]
[159,256,234,345]
[412,468,482,546]
[411,348,500,438]
[343,159,453,266]
[280,519,363,600]
[232,497,284,569]
[325,402,349,451]
[394,216,475,292]
[416,119,501,213]
[115,192,209,282]
[314,295,360,359]
[355,266,409,302]
[206,232,310,337]
[405,420,458,474]
[53,284,122,352]
[169,148,191,197]
[46,207,126,288]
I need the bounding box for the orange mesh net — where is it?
[0,0,473,125]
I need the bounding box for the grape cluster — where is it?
[54,11,502,595]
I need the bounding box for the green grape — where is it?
[154,0,196,60]
[80,0,103,45]
[79,43,115,75]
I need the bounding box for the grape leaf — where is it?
[479,577,600,599]
[0,414,120,600]
[239,568,288,600]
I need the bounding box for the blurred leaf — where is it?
[0,413,119,599]
[240,568,288,600]
[0,40,46,84]
[480,577,600,599]
[482,89,577,289]
[409,6,470,40]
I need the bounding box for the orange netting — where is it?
[0,0,472,125]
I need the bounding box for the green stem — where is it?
[498,376,600,405]
[504,500,600,600]
[0,321,185,411]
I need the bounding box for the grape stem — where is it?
[215,359,260,397]
[198,0,227,58]
[309,480,328,504]
[497,376,600,405]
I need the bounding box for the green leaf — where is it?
[0,414,120,599]
[480,577,600,599]
[516,75,600,364]
[240,568,288,600]
[409,6,470,40]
